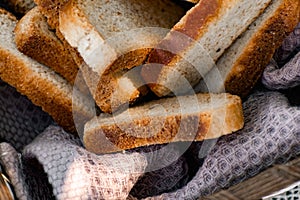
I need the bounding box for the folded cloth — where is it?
[1,88,299,200]
[1,125,190,200]
[0,23,299,200]
[148,90,300,199]
[262,23,300,90]
[262,53,300,90]
[22,126,149,200]
[0,126,147,200]
[273,23,300,67]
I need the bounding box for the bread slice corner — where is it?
[33,0,69,29]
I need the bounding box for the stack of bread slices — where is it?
[0,0,298,154]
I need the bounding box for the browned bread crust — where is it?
[142,0,272,97]
[84,93,244,154]
[223,0,300,97]
[58,0,186,113]
[0,7,17,20]
[33,0,69,29]
[32,0,84,70]
[15,7,78,85]
[33,0,86,68]
[0,9,94,133]
[196,0,300,98]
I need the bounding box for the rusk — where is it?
[0,9,94,133]
[32,0,86,79]
[15,7,79,85]
[58,0,185,113]
[142,0,272,97]
[14,7,90,95]
[33,0,88,67]
[196,0,300,97]
[84,93,244,154]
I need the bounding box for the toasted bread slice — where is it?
[196,0,300,97]
[142,0,272,97]
[15,7,79,86]
[84,93,244,154]
[58,0,185,113]
[0,8,94,133]
[14,7,90,95]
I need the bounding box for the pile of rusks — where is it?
[0,0,299,154]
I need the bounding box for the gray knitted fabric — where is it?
[3,89,298,200]
[11,125,187,200]
[147,90,300,199]
[262,53,300,90]
[0,80,53,152]
[0,23,299,200]
[262,23,300,90]
[273,23,300,67]
[23,126,148,200]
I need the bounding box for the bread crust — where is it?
[224,0,300,97]
[33,0,69,29]
[0,49,91,133]
[83,93,244,154]
[147,0,221,66]
[93,49,151,113]
[14,7,92,96]
[142,0,221,87]
[15,7,78,84]
[33,0,86,68]
[0,8,17,20]
[59,1,150,113]
[59,0,185,113]
[142,0,272,97]
[0,10,94,133]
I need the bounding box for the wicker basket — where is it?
[204,157,300,199]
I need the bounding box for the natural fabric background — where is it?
[0,23,299,200]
